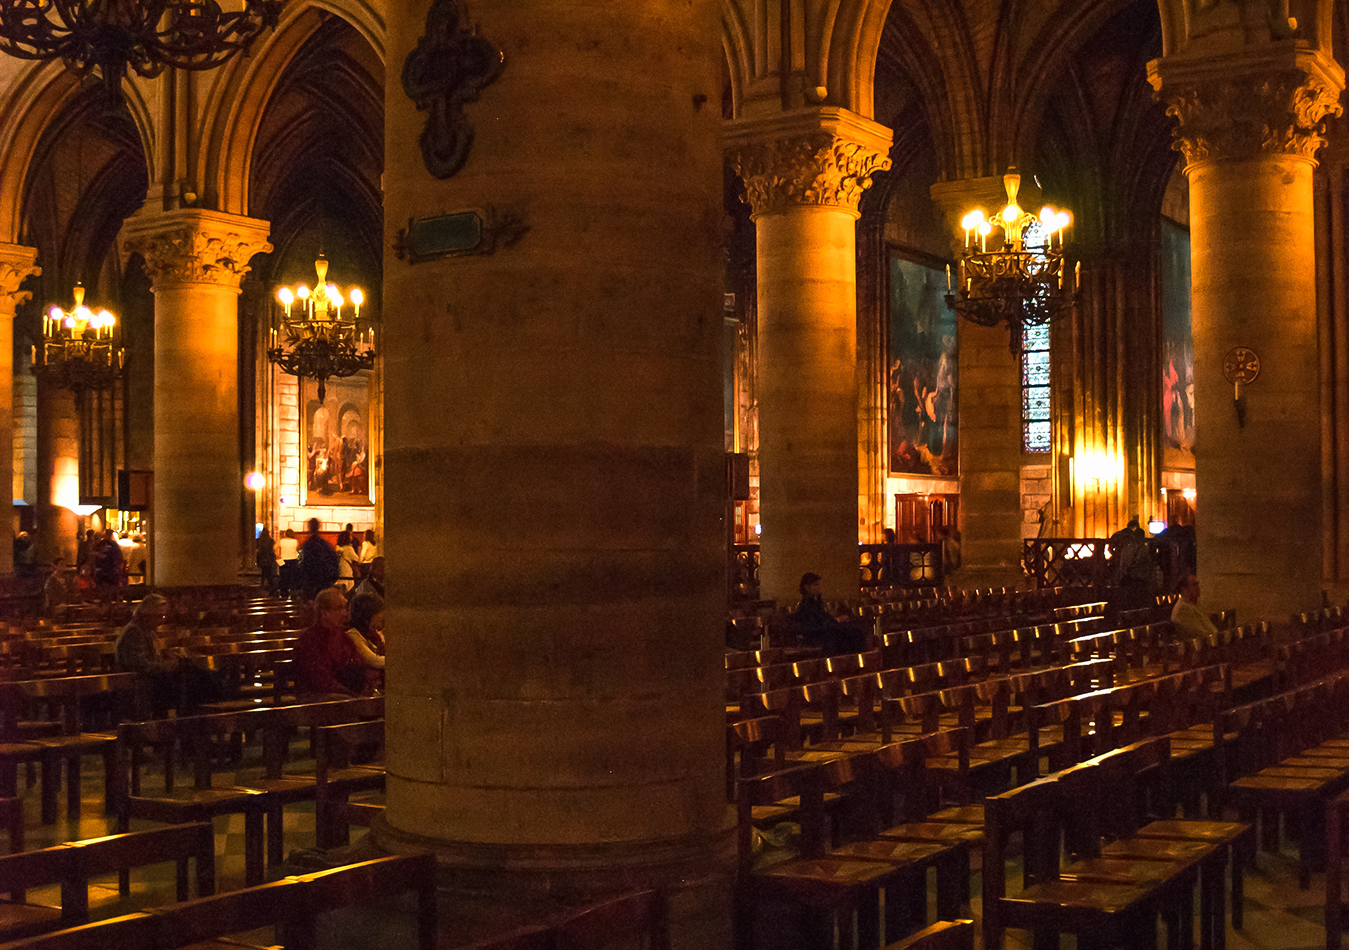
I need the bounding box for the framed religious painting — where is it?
[1160,220,1195,471]
[300,373,375,507]
[887,252,959,478]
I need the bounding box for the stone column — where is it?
[35,383,78,567]
[1149,47,1344,621]
[0,245,38,570]
[120,209,271,587]
[378,0,727,936]
[930,177,1027,589]
[727,110,892,602]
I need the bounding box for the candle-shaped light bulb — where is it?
[945,264,952,291]
[297,284,309,300]
[349,287,363,319]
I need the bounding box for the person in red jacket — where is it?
[295,587,372,699]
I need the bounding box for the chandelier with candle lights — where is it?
[266,256,375,402]
[33,283,125,394]
[0,0,282,103]
[945,169,1077,353]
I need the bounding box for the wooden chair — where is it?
[13,674,146,823]
[983,773,1182,950]
[311,718,385,849]
[115,716,271,887]
[1327,787,1349,950]
[0,823,214,941]
[736,762,904,950]
[287,855,437,950]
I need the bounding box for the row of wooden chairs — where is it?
[0,853,435,950]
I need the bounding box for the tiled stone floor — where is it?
[6,755,1340,949]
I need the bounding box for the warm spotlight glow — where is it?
[961,210,985,231]
[245,472,265,491]
[277,288,293,306]
[297,285,310,300]
[349,288,364,307]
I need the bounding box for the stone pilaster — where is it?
[0,245,39,571]
[1149,45,1344,621]
[121,209,272,586]
[727,108,892,602]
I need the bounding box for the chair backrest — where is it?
[149,878,298,949]
[0,913,160,950]
[289,855,437,950]
[885,919,975,950]
[552,888,671,950]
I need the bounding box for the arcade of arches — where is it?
[3,0,1349,942]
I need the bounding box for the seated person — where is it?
[114,594,224,715]
[346,590,386,691]
[43,556,73,616]
[793,572,869,656]
[1170,573,1219,644]
[296,587,377,699]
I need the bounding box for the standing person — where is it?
[92,530,125,589]
[13,531,34,576]
[1107,515,1157,613]
[358,529,378,564]
[256,526,278,593]
[298,518,339,601]
[277,528,300,596]
[75,529,95,573]
[335,529,359,591]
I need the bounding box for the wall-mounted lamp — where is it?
[245,472,266,491]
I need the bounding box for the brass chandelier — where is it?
[33,283,125,393]
[267,256,375,402]
[0,0,281,101]
[946,169,1077,353]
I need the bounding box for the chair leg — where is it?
[244,810,265,887]
[857,890,881,950]
[65,753,81,820]
[39,755,60,824]
[1232,840,1246,930]
[267,803,285,867]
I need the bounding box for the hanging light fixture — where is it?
[32,283,125,394]
[266,255,375,403]
[0,0,282,102]
[946,168,1078,353]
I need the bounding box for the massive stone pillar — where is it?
[1150,48,1343,621]
[0,245,38,570]
[378,0,727,937]
[727,110,892,602]
[930,177,1026,589]
[121,210,271,587]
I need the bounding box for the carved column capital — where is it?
[120,209,272,291]
[1148,46,1345,169]
[726,108,892,218]
[0,243,40,317]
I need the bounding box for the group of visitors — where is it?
[257,520,379,599]
[39,528,144,615]
[295,586,385,699]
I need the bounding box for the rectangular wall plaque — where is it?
[394,206,527,264]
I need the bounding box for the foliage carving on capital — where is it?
[0,246,40,314]
[731,132,892,216]
[123,223,272,290]
[1158,70,1343,167]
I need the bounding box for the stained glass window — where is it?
[1020,221,1053,453]
[1022,324,1051,451]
